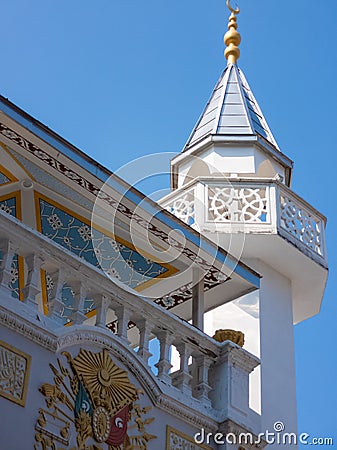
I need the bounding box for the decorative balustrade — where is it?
[165,186,196,226]
[0,209,259,415]
[278,191,324,256]
[160,178,327,262]
[208,184,270,223]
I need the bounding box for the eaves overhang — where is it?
[0,95,111,181]
[0,94,261,310]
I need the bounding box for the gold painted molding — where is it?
[0,340,31,406]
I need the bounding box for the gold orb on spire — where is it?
[224,0,241,65]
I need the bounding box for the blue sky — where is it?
[2,0,336,445]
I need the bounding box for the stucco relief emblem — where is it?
[34,348,156,450]
[0,340,31,406]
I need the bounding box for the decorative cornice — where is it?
[0,305,58,351]
[0,303,220,430]
[219,419,267,449]
[0,302,259,433]
[216,341,260,373]
[157,395,218,432]
[0,121,262,299]
[0,304,257,432]
[0,122,227,277]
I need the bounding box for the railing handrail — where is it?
[0,209,222,358]
[160,176,327,225]
[277,182,327,224]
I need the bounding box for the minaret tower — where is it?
[161,1,328,442]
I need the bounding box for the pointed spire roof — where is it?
[184,63,280,152]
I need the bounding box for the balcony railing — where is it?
[160,178,327,264]
[0,209,260,425]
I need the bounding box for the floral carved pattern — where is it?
[0,196,16,218]
[39,198,167,323]
[39,199,167,287]
[155,267,228,309]
[0,341,31,406]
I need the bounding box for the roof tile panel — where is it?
[184,64,279,151]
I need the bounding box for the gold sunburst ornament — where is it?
[35,348,156,449]
[72,348,137,417]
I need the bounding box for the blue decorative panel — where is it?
[0,197,16,216]
[0,171,10,185]
[0,196,20,299]
[44,273,95,325]
[39,198,168,324]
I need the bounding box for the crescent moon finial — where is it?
[226,0,240,15]
[224,0,241,64]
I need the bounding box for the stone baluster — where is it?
[47,268,65,321]
[69,280,87,325]
[136,318,153,364]
[22,253,43,308]
[192,353,212,406]
[172,341,193,395]
[0,239,16,295]
[114,304,132,343]
[155,330,174,385]
[94,293,110,328]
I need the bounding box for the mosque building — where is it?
[0,2,328,449]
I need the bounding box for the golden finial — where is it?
[213,329,245,347]
[224,0,241,64]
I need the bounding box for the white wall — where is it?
[176,144,286,187]
[251,259,298,446]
